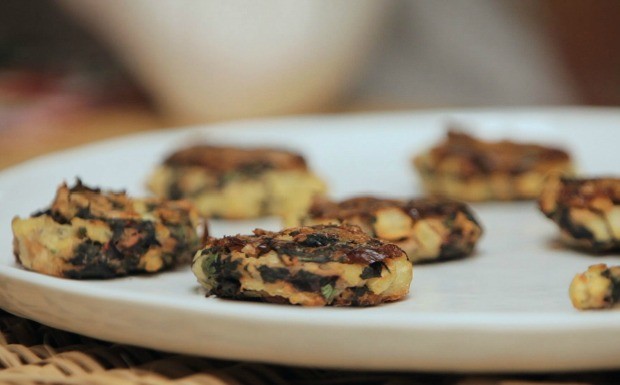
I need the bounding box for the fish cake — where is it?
[192,224,412,306]
[539,176,620,251]
[300,197,483,263]
[569,264,620,310]
[414,130,574,201]
[147,145,326,222]
[12,180,203,279]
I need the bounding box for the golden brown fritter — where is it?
[539,175,620,251]
[147,145,326,222]
[192,224,413,306]
[569,264,620,310]
[300,196,482,263]
[414,130,574,201]
[12,180,204,279]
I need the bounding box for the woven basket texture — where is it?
[0,310,618,385]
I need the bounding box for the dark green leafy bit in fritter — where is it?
[12,179,205,279]
[192,224,413,306]
[301,196,483,263]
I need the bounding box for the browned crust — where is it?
[305,196,482,263]
[163,145,308,175]
[49,180,199,223]
[540,176,620,213]
[307,196,473,222]
[420,130,571,178]
[205,224,405,265]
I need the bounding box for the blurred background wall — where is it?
[1,0,620,124]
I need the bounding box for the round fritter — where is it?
[147,145,326,221]
[569,264,620,310]
[192,224,413,306]
[414,130,574,201]
[12,180,204,279]
[300,197,482,263]
[539,176,620,251]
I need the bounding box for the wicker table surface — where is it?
[1,309,618,385]
[1,106,619,384]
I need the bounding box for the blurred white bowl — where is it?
[60,0,387,122]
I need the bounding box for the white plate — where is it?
[2,108,620,373]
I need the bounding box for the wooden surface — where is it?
[0,106,165,170]
[0,101,417,170]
